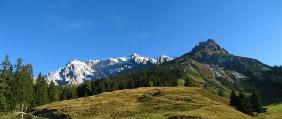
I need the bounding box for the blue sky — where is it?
[0,0,281,75]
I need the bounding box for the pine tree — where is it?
[12,59,34,112]
[217,89,224,97]
[10,58,23,111]
[77,80,92,97]
[48,81,59,103]
[0,55,12,111]
[0,76,9,111]
[229,90,238,108]
[34,73,48,106]
[238,91,252,115]
[237,91,244,111]
[251,89,263,114]
[21,64,34,111]
[61,85,77,100]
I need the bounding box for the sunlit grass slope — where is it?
[32,87,253,119]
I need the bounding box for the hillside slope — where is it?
[32,87,252,119]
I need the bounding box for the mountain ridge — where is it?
[45,39,271,87]
[45,53,172,85]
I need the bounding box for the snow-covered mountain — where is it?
[45,53,172,85]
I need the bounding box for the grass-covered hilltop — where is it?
[32,87,252,119]
[0,39,281,119]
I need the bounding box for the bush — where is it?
[148,81,154,87]
[177,79,185,87]
[217,89,224,97]
[137,94,152,102]
[185,76,200,87]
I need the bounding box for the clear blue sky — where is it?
[0,0,281,75]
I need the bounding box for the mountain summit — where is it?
[189,39,230,56]
[178,39,269,75]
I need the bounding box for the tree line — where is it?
[0,55,60,112]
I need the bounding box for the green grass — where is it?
[0,112,43,119]
[258,103,282,119]
[31,87,253,119]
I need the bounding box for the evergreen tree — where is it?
[77,80,92,97]
[0,55,12,111]
[238,91,252,115]
[250,89,262,114]
[0,76,9,111]
[21,64,35,111]
[229,90,238,108]
[97,80,105,93]
[217,89,224,97]
[12,59,34,112]
[148,80,154,87]
[61,85,77,100]
[34,73,48,106]
[48,81,59,103]
[10,58,23,111]
[237,91,244,111]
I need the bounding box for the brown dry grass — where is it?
[32,87,253,119]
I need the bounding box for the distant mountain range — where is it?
[45,39,271,87]
[45,53,172,85]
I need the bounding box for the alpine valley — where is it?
[1,39,281,119]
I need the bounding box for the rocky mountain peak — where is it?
[177,39,269,75]
[192,39,229,56]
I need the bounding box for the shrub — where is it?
[217,89,224,97]
[177,79,185,87]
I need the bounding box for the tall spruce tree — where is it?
[10,58,23,111]
[229,90,238,108]
[238,91,252,115]
[251,89,263,114]
[0,55,12,111]
[34,73,48,106]
[21,64,34,111]
[12,59,34,112]
[48,81,59,102]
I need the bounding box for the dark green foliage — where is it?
[34,73,48,106]
[217,89,224,97]
[229,90,264,116]
[259,65,282,104]
[203,83,208,90]
[11,59,34,112]
[77,80,92,97]
[48,81,60,103]
[238,92,253,115]
[184,76,199,87]
[229,90,238,108]
[61,85,77,100]
[0,78,10,111]
[148,80,154,87]
[250,89,262,113]
[0,55,12,111]
[55,63,185,102]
